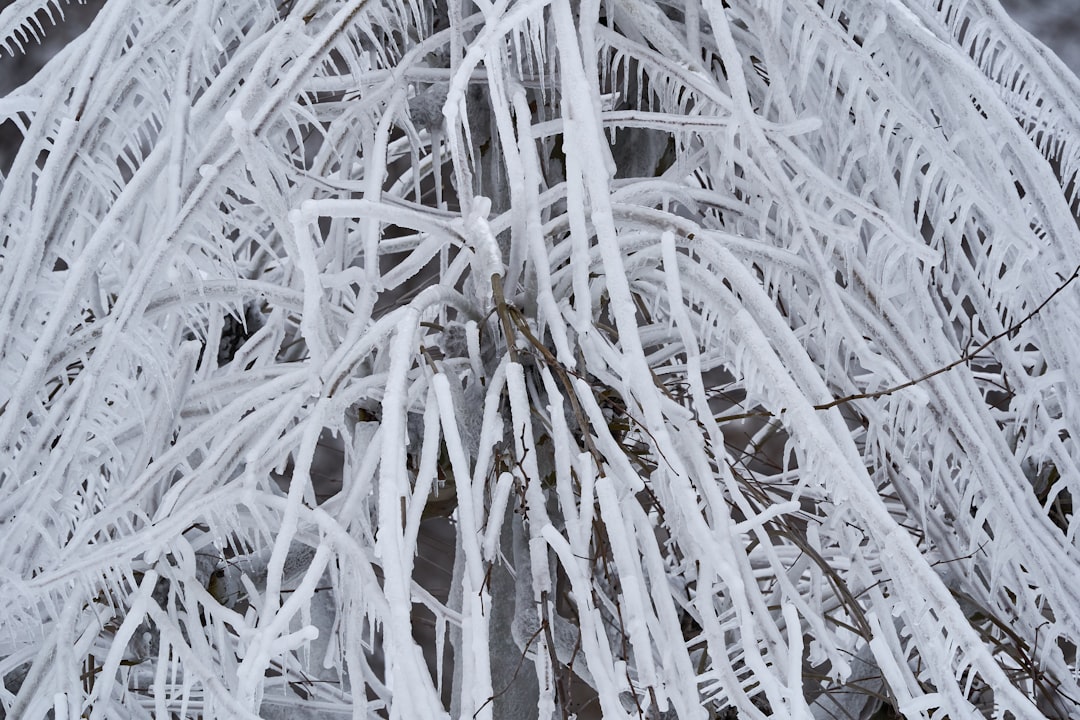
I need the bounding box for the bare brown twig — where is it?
[715,264,1080,422]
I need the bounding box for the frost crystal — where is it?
[2,0,1080,718]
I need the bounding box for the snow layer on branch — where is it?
[4,0,1080,718]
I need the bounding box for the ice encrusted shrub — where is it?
[2,0,1080,718]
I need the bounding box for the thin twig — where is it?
[815,264,1080,411]
[473,624,545,718]
[714,265,1080,422]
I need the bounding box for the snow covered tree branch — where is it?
[2,0,1080,717]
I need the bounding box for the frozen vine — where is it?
[2,0,1080,718]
